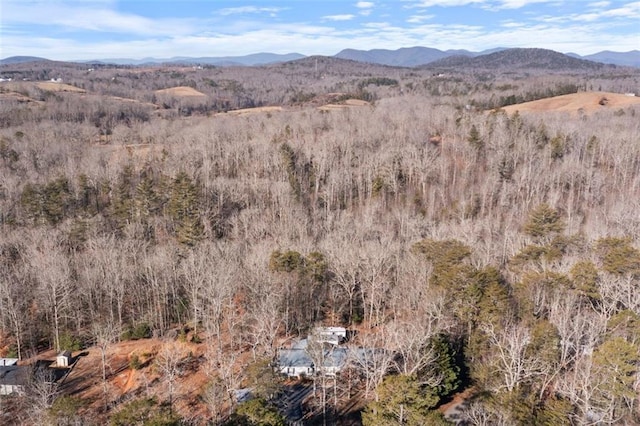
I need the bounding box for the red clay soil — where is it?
[439,387,475,413]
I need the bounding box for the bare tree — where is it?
[27,367,59,424]
[27,233,72,352]
[155,341,184,412]
[351,329,396,399]
[92,320,120,410]
[0,265,31,360]
[482,322,541,393]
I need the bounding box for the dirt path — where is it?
[440,387,475,424]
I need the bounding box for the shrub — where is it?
[110,397,180,426]
[59,332,82,351]
[123,322,152,341]
[130,354,142,370]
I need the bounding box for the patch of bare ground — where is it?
[495,91,640,115]
[154,86,207,97]
[53,338,210,422]
[220,106,284,116]
[0,81,86,93]
[0,90,42,104]
[441,387,475,423]
[318,98,371,111]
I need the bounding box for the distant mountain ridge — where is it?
[0,56,50,65]
[1,48,637,67]
[582,50,640,68]
[86,52,305,66]
[424,48,608,71]
[334,46,507,67]
[334,47,636,68]
[334,46,477,67]
[0,53,305,67]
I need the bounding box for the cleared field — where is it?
[0,90,42,104]
[498,91,640,115]
[221,105,284,116]
[318,98,371,111]
[155,86,206,97]
[0,81,86,93]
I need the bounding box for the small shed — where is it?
[56,351,72,367]
[312,326,347,345]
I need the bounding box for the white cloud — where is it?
[218,6,285,16]
[557,1,640,23]
[501,21,525,28]
[407,14,435,23]
[410,0,486,7]
[493,0,556,9]
[2,1,200,36]
[410,0,557,8]
[588,1,611,7]
[323,14,356,21]
[356,1,375,16]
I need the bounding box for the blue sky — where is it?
[1,0,639,60]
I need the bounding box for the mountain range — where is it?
[1,48,638,68]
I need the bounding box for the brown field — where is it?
[155,86,207,97]
[1,81,86,93]
[318,98,371,111]
[0,90,42,104]
[497,91,640,115]
[220,105,284,116]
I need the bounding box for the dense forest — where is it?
[1,56,640,425]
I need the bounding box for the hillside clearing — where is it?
[318,98,371,111]
[155,86,207,97]
[496,91,640,115]
[1,81,86,93]
[221,105,284,116]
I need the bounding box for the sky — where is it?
[1,0,639,60]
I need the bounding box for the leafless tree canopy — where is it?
[1,57,640,424]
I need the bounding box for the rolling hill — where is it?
[0,56,50,65]
[425,48,609,71]
[497,91,640,115]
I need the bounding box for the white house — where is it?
[277,339,351,378]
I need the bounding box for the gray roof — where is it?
[278,347,351,369]
[279,349,313,368]
[0,366,30,387]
